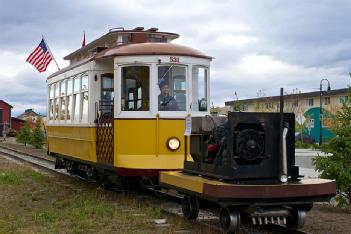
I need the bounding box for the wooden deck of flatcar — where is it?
[159,171,336,202]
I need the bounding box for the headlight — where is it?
[167,137,180,151]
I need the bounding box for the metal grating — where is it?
[96,101,114,165]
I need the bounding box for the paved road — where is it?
[295,148,331,157]
[295,148,332,178]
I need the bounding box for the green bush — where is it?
[313,87,351,209]
[16,120,31,146]
[30,118,45,149]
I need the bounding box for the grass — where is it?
[0,166,47,186]
[0,158,207,234]
[0,172,22,185]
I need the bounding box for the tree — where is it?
[31,118,45,149]
[313,87,351,208]
[231,92,245,112]
[16,120,31,146]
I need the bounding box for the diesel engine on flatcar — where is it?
[185,112,298,182]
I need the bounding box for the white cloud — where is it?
[215,35,258,47]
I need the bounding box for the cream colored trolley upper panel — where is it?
[114,55,211,67]
[47,59,114,127]
[47,62,93,85]
[114,55,211,118]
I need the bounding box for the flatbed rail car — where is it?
[160,112,336,233]
[47,27,212,178]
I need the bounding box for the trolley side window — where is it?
[48,85,54,120]
[66,79,73,120]
[121,66,150,111]
[192,66,208,112]
[73,93,80,121]
[59,81,66,120]
[81,92,89,122]
[80,74,89,122]
[157,66,186,111]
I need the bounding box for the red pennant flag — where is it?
[82,31,86,47]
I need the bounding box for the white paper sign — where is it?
[184,116,192,136]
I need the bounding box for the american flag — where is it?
[26,39,53,72]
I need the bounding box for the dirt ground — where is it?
[303,204,351,234]
[0,139,350,233]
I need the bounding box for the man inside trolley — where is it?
[158,78,178,111]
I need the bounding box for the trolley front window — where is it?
[192,67,208,112]
[158,66,186,111]
[121,66,150,111]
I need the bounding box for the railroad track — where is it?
[0,145,311,234]
[0,146,66,175]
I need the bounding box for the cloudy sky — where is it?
[1,0,351,116]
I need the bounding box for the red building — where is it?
[0,100,12,137]
[11,117,25,132]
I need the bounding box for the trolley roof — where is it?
[95,43,212,60]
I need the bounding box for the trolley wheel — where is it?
[287,209,306,230]
[219,207,241,233]
[66,161,75,174]
[181,195,199,220]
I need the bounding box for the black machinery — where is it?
[185,112,299,183]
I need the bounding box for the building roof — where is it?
[95,42,212,60]
[11,117,25,123]
[225,88,349,106]
[0,100,13,108]
[17,109,44,119]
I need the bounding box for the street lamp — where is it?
[319,78,331,145]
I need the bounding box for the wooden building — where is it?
[0,100,12,137]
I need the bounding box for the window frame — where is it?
[117,64,152,117]
[48,84,54,121]
[340,95,348,104]
[157,64,188,113]
[305,98,314,107]
[59,80,67,122]
[323,96,330,105]
[191,65,209,115]
[80,73,89,123]
[66,78,73,122]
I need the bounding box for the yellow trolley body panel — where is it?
[114,118,185,170]
[47,126,97,163]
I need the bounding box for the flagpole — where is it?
[42,35,60,71]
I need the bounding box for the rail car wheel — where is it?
[219,207,240,233]
[86,167,96,179]
[181,195,199,220]
[66,161,75,174]
[287,209,306,230]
